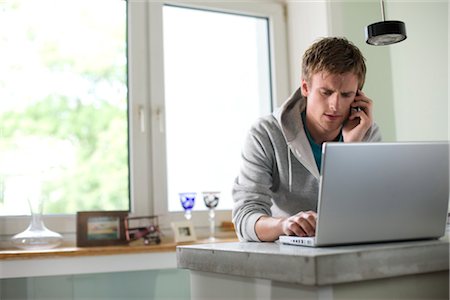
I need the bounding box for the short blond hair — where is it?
[302,37,367,89]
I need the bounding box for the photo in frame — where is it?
[77,211,129,247]
[171,220,197,243]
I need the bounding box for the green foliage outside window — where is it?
[0,0,129,215]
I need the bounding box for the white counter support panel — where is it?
[189,270,448,300]
[0,252,176,279]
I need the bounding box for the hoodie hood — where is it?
[273,88,320,191]
[273,87,306,142]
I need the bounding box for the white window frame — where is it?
[146,0,290,228]
[0,0,289,237]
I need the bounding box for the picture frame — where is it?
[76,211,129,247]
[171,220,197,243]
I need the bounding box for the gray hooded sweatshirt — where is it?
[232,88,382,242]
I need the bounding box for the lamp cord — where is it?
[380,0,386,21]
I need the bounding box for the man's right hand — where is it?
[255,211,317,241]
[281,211,317,237]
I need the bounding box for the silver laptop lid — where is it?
[315,142,449,246]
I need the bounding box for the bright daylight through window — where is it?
[0,0,128,216]
[162,5,273,212]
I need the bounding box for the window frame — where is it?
[147,0,290,227]
[0,0,289,236]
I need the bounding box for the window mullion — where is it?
[128,0,154,217]
[148,1,169,216]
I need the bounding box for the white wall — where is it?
[388,1,448,142]
[285,1,330,93]
[285,0,449,142]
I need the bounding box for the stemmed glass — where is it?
[179,192,196,220]
[202,191,220,241]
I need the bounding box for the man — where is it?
[232,37,381,242]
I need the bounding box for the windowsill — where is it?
[0,233,237,279]
[0,235,237,261]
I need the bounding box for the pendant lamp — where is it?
[365,0,407,46]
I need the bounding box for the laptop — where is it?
[279,142,449,247]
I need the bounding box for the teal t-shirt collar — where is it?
[301,111,342,172]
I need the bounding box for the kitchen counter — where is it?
[177,232,449,300]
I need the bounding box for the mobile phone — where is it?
[352,90,362,112]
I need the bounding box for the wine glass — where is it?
[179,192,196,220]
[202,191,220,241]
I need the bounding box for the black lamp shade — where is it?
[365,20,407,46]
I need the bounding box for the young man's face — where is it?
[301,71,359,143]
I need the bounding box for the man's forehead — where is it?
[317,71,356,80]
[310,71,358,89]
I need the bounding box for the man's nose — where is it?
[329,94,340,111]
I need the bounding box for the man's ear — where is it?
[301,79,309,97]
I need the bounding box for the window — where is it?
[0,0,288,235]
[150,2,289,224]
[0,0,128,216]
[162,5,273,211]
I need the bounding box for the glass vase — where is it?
[11,196,62,250]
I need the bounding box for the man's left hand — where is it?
[343,90,374,142]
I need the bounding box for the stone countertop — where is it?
[177,233,449,286]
